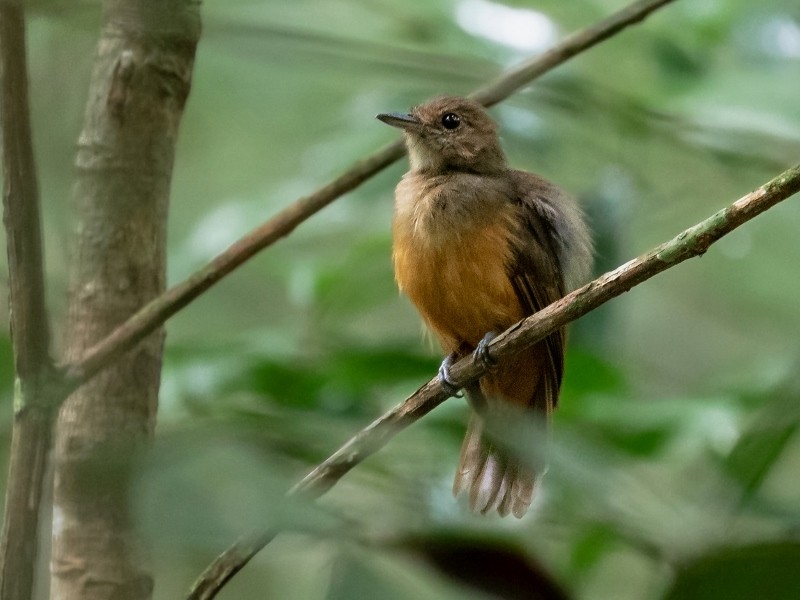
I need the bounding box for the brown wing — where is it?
[506,171,569,410]
[453,170,589,517]
[456,184,565,516]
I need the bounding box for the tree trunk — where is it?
[0,4,55,600]
[51,2,200,600]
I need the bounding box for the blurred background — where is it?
[2,0,800,598]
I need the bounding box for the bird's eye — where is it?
[441,112,461,129]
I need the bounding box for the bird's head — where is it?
[377,96,506,175]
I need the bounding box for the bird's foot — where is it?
[438,352,463,398]
[474,331,499,370]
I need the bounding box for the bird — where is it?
[377,96,592,518]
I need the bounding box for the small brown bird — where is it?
[378,96,592,518]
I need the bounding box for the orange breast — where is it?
[393,207,523,354]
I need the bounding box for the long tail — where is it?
[452,415,537,519]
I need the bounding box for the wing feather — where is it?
[505,170,588,409]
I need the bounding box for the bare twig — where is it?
[0,3,56,599]
[292,163,800,499]
[63,0,679,393]
[471,0,677,107]
[193,164,800,600]
[60,141,404,389]
[186,169,800,600]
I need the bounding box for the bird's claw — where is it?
[474,331,499,370]
[438,353,463,398]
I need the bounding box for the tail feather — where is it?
[452,348,554,518]
[509,464,535,518]
[453,416,537,518]
[471,451,504,514]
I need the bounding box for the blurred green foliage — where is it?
[1,0,800,599]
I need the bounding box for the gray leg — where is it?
[464,381,488,415]
[438,352,463,398]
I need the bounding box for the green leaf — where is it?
[663,542,800,600]
[568,523,619,576]
[725,389,800,500]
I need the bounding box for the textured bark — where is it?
[51,2,200,600]
[0,3,56,600]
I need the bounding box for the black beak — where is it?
[376,112,420,130]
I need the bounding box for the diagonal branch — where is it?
[61,0,679,393]
[0,3,56,599]
[292,163,800,498]
[187,164,800,600]
[470,0,677,106]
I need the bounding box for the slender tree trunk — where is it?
[51,2,200,600]
[0,3,56,599]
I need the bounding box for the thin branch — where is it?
[0,3,50,379]
[60,140,404,389]
[471,0,677,106]
[292,164,800,497]
[62,0,679,393]
[186,161,800,600]
[0,2,56,599]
